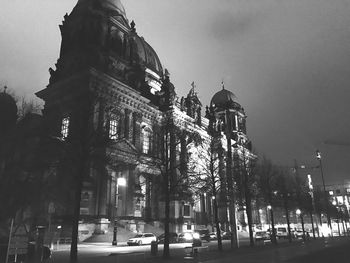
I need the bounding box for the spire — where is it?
[191,81,196,89]
[190,81,196,96]
[3,86,7,93]
[130,20,136,32]
[221,80,225,90]
[164,68,170,79]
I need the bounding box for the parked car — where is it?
[127,233,157,246]
[294,229,304,238]
[157,232,179,244]
[254,231,270,242]
[276,227,288,239]
[209,232,217,240]
[178,232,202,246]
[222,231,232,240]
[194,229,210,242]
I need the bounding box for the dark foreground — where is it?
[49,236,350,263]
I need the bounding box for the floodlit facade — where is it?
[32,0,255,238]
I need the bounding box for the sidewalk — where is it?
[50,237,350,263]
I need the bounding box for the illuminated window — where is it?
[176,143,181,162]
[142,128,151,154]
[347,188,350,194]
[61,117,70,139]
[109,118,118,140]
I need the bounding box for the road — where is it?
[48,236,350,263]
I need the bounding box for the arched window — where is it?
[142,126,152,154]
[109,114,119,140]
[61,117,70,139]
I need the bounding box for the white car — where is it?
[276,227,288,239]
[127,233,157,246]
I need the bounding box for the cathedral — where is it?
[1,0,255,240]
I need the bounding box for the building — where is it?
[325,181,350,231]
[1,0,255,240]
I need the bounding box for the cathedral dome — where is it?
[132,35,163,74]
[100,0,126,17]
[210,87,237,108]
[77,0,126,18]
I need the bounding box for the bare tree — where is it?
[188,134,224,251]
[255,157,278,244]
[237,145,256,247]
[274,167,296,243]
[16,96,42,119]
[139,112,201,258]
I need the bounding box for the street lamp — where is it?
[296,208,301,217]
[112,176,127,246]
[316,150,332,233]
[266,206,271,230]
[296,209,306,240]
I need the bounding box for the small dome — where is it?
[0,90,17,132]
[210,88,237,108]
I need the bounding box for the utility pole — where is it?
[294,160,318,238]
[316,150,332,234]
[307,174,317,238]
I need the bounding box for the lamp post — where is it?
[316,150,332,233]
[112,177,127,246]
[267,205,277,244]
[332,200,342,236]
[306,174,317,238]
[294,163,320,238]
[296,209,306,240]
[266,206,271,230]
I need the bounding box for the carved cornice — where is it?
[90,69,162,123]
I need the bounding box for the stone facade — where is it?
[34,0,255,235]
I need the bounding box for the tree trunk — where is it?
[226,148,238,249]
[309,211,316,239]
[225,109,238,249]
[163,118,177,259]
[243,169,254,247]
[70,149,85,263]
[283,196,292,243]
[270,208,277,244]
[163,181,170,258]
[213,197,222,251]
[300,213,306,241]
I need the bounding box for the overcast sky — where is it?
[1,0,350,186]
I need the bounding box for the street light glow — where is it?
[117,177,127,186]
[296,209,301,215]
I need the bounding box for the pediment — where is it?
[112,138,138,154]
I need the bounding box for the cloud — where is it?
[209,10,258,41]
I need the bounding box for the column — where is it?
[124,109,131,140]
